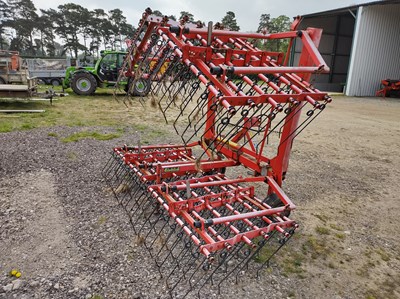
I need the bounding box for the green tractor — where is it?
[63,50,150,96]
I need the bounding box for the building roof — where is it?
[302,0,400,18]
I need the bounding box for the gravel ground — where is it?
[1,96,399,299]
[0,127,294,299]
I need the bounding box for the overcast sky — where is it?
[31,0,374,31]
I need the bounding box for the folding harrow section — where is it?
[103,144,296,297]
[105,8,332,298]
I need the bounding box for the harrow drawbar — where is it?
[106,7,333,298]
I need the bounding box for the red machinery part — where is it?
[105,8,332,298]
[376,79,400,97]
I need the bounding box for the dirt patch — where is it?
[0,170,79,277]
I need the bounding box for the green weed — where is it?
[376,248,390,262]
[313,213,329,223]
[67,151,77,160]
[98,215,108,225]
[0,122,13,133]
[335,233,345,239]
[329,223,344,231]
[315,226,330,235]
[281,252,306,277]
[48,132,58,137]
[302,236,330,259]
[61,131,121,143]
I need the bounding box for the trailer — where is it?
[24,58,74,86]
[0,51,66,109]
[25,57,94,86]
[0,50,30,85]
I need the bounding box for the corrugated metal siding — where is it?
[346,3,400,96]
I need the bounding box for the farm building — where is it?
[292,0,400,96]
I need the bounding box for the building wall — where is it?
[294,13,355,92]
[346,3,400,96]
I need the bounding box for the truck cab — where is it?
[97,51,125,83]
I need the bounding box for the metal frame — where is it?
[105,8,332,298]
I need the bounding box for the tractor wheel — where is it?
[127,78,151,96]
[71,72,97,95]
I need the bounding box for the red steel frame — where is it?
[110,9,332,259]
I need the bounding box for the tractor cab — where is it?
[97,51,125,83]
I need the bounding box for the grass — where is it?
[61,131,121,143]
[0,122,13,133]
[302,235,330,259]
[329,223,344,231]
[315,226,330,235]
[375,248,390,262]
[67,151,77,160]
[0,86,163,133]
[98,215,108,225]
[48,132,58,137]
[312,213,329,223]
[281,252,306,277]
[334,232,346,239]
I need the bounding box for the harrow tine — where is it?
[254,231,294,278]
[147,212,171,249]
[177,90,209,144]
[195,242,247,298]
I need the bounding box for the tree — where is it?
[257,14,271,33]
[179,11,194,23]
[52,3,88,58]
[108,8,134,50]
[268,15,291,52]
[0,0,11,49]
[221,11,240,31]
[7,0,39,55]
[36,11,57,56]
[0,2,137,57]
[152,10,163,17]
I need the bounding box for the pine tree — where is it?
[221,11,240,31]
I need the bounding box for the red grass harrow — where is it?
[104,8,332,298]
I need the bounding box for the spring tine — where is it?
[195,243,246,298]
[180,256,209,299]
[167,247,201,294]
[178,90,209,143]
[148,213,171,249]
[164,239,193,289]
[255,231,290,278]
[156,232,184,270]
[154,223,178,259]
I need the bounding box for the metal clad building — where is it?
[293,0,400,96]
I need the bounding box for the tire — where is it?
[0,77,5,84]
[37,78,47,85]
[50,79,61,86]
[71,72,97,95]
[127,78,151,96]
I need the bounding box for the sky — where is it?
[31,0,375,32]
